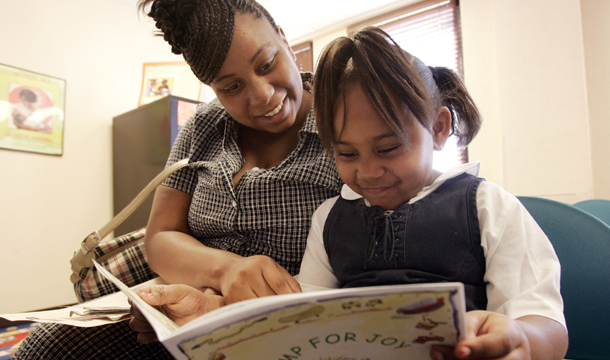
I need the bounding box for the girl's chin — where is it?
[366,195,406,211]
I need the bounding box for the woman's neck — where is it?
[233,91,312,185]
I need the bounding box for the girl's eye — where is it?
[338,151,358,158]
[379,145,401,154]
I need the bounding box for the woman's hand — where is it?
[129,285,225,344]
[429,311,567,360]
[218,255,302,305]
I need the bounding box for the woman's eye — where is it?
[338,152,357,158]
[222,83,241,93]
[260,57,275,72]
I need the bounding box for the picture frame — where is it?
[138,61,202,107]
[0,63,66,156]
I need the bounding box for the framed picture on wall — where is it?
[0,63,66,156]
[138,62,202,107]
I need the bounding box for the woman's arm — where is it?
[145,185,301,304]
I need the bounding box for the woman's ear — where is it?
[432,106,452,151]
[278,27,297,62]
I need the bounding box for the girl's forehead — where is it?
[332,83,425,143]
[333,85,387,130]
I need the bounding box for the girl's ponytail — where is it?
[428,66,482,147]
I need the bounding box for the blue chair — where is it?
[573,199,610,227]
[517,196,610,360]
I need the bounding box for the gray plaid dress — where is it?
[14,74,341,359]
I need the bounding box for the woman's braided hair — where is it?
[138,0,278,84]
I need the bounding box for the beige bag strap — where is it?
[71,158,189,284]
[79,158,190,255]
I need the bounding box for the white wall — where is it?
[0,0,182,313]
[581,0,610,200]
[461,0,603,204]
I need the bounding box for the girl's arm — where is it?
[145,185,301,304]
[515,315,568,360]
[433,180,567,360]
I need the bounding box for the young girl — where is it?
[296,27,568,360]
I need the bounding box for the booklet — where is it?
[93,261,467,360]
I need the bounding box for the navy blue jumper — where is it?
[323,173,487,311]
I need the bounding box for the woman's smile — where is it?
[263,98,284,117]
[255,95,289,128]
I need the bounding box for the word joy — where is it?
[277,333,411,360]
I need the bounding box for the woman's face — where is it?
[210,13,307,134]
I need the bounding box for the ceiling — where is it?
[256,0,418,42]
[115,0,418,43]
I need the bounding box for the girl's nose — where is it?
[249,76,274,108]
[357,157,385,182]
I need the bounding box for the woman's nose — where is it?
[249,76,274,107]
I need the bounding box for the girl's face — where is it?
[332,83,450,211]
[210,13,308,134]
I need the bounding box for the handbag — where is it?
[70,158,189,303]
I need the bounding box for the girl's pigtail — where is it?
[428,66,482,147]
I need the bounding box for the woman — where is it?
[13,1,340,358]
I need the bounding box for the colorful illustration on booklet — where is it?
[279,305,324,324]
[412,334,445,344]
[396,296,445,315]
[191,317,269,350]
[179,291,461,360]
[415,316,447,331]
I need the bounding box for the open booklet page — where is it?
[93,260,466,360]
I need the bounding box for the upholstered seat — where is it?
[518,196,610,360]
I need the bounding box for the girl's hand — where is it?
[218,255,302,304]
[430,310,530,360]
[129,285,225,343]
